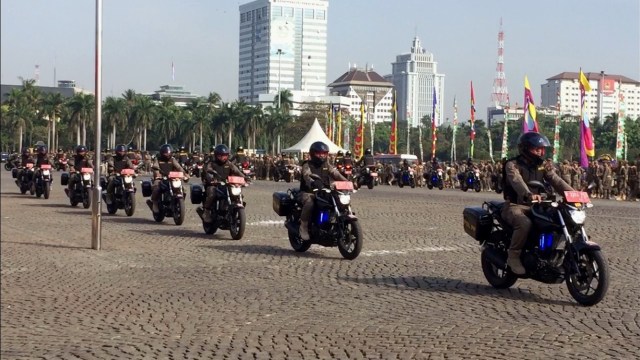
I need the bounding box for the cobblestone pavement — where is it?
[1,170,639,359]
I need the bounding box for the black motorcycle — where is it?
[397,168,416,188]
[461,169,481,192]
[463,181,609,306]
[102,168,137,216]
[426,168,444,190]
[142,171,187,225]
[12,163,34,194]
[191,175,247,240]
[357,165,378,190]
[33,164,53,199]
[273,176,362,260]
[62,167,94,208]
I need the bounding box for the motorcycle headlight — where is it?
[123,175,133,184]
[42,170,50,176]
[82,173,91,181]
[338,194,351,205]
[569,209,586,225]
[230,186,242,196]
[171,179,182,188]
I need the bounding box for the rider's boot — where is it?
[507,250,526,275]
[203,208,213,223]
[152,201,160,213]
[105,193,113,205]
[299,220,310,241]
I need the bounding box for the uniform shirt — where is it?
[503,155,573,204]
[205,160,244,182]
[300,160,346,193]
[151,157,186,178]
[107,155,134,175]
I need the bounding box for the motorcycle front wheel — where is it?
[173,198,186,225]
[367,179,374,189]
[338,220,363,260]
[229,207,246,240]
[481,248,517,289]
[44,182,51,199]
[82,189,91,209]
[5,163,12,171]
[124,193,136,217]
[474,182,481,192]
[566,249,609,306]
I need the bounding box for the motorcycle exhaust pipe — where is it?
[484,247,507,268]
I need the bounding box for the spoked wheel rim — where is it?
[229,208,246,240]
[566,250,609,306]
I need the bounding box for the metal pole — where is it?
[91,0,103,250]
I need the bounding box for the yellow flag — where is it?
[579,70,592,92]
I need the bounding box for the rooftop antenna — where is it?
[491,18,509,109]
[34,64,40,85]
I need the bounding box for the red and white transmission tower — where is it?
[34,64,40,85]
[491,19,509,108]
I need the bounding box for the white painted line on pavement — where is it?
[361,246,460,256]
[248,220,285,226]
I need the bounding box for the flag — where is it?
[501,118,508,159]
[327,104,333,140]
[389,89,397,154]
[523,76,539,133]
[452,96,458,162]
[354,101,365,158]
[431,86,437,160]
[616,79,625,160]
[579,69,594,167]
[553,91,561,162]
[470,81,476,158]
[333,104,342,147]
[172,61,175,81]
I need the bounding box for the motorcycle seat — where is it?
[487,200,505,212]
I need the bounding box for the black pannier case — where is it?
[60,172,70,186]
[141,180,152,197]
[190,184,204,204]
[463,207,492,241]
[272,191,293,216]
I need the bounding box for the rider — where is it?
[231,146,247,166]
[202,144,247,223]
[298,141,348,241]
[15,147,34,185]
[67,145,94,196]
[33,145,52,182]
[105,144,135,205]
[150,144,189,214]
[502,132,574,275]
[335,150,345,168]
[177,146,190,168]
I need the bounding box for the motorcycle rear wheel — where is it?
[338,220,363,260]
[173,198,186,225]
[566,249,609,306]
[367,179,374,189]
[229,207,246,240]
[481,248,517,289]
[4,163,11,171]
[474,183,481,192]
[288,217,311,252]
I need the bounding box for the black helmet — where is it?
[309,141,329,165]
[236,146,244,153]
[57,148,64,153]
[337,150,344,156]
[209,145,216,153]
[179,145,186,152]
[127,145,134,152]
[345,151,352,157]
[517,132,550,165]
[75,145,88,156]
[115,144,127,157]
[36,145,48,156]
[22,147,30,156]
[159,144,173,160]
[214,144,230,164]
[365,148,372,155]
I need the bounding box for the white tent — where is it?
[282,118,346,154]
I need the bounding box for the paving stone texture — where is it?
[1,170,639,359]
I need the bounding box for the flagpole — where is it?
[553,91,561,163]
[487,129,494,163]
[470,81,476,159]
[452,96,457,162]
[616,78,625,160]
[501,117,508,159]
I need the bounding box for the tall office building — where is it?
[388,37,445,127]
[238,0,328,104]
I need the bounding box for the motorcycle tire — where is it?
[44,183,51,199]
[35,187,42,198]
[106,201,118,214]
[229,207,246,240]
[288,216,311,252]
[461,186,468,192]
[398,181,404,188]
[124,193,136,217]
[29,184,35,195]
[173,198,186,225]
[481,248,517,289]
[5,163,12,171]
[82,190,91,209]
[203,219,218,234]
[427,184,433,189]
[474,183,481,192]
[367,179,374,189]
[338,220,363,260]
[438,182,444,190]
[410,181,416,189]
[153,210,165,222]
[566,249,609,306]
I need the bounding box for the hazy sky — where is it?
[2,0,639,121]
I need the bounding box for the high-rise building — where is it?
[387,37,445,127]
[328,66,394,123]
[238,0,328,104]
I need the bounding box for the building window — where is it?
[273,6,282,16]
[304,8,314,19]
[315,9,325,20]
[284,7,293,17]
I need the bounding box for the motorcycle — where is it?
[272,176,363,260]
[102,168,137,216]
[461,169,481,192]
[191,175,247,240]
[13,163,35,194]
[240,161,255,180]
[33,164,53,199]
[55,157,69,171]
[5,161,16,171]
[426,168,444,190]
[357,165,378,190]
[190,161,204,179]
[337,163,358,189]
[142,171,187,225]
[397,168,416,188]
[462,181,609,306]
[62,168,94,208]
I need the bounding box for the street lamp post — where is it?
[91,0,103,250]
[276,49,284,153]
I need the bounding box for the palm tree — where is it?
[67,93,95,146]
[273,89,293,114]
[41,92,66,151]
[156,97,179,144]
[204,92,221,150]
[185,98,207,152]
[102,96,127,148]
[131,95,156,150]
[121,89,137,145]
